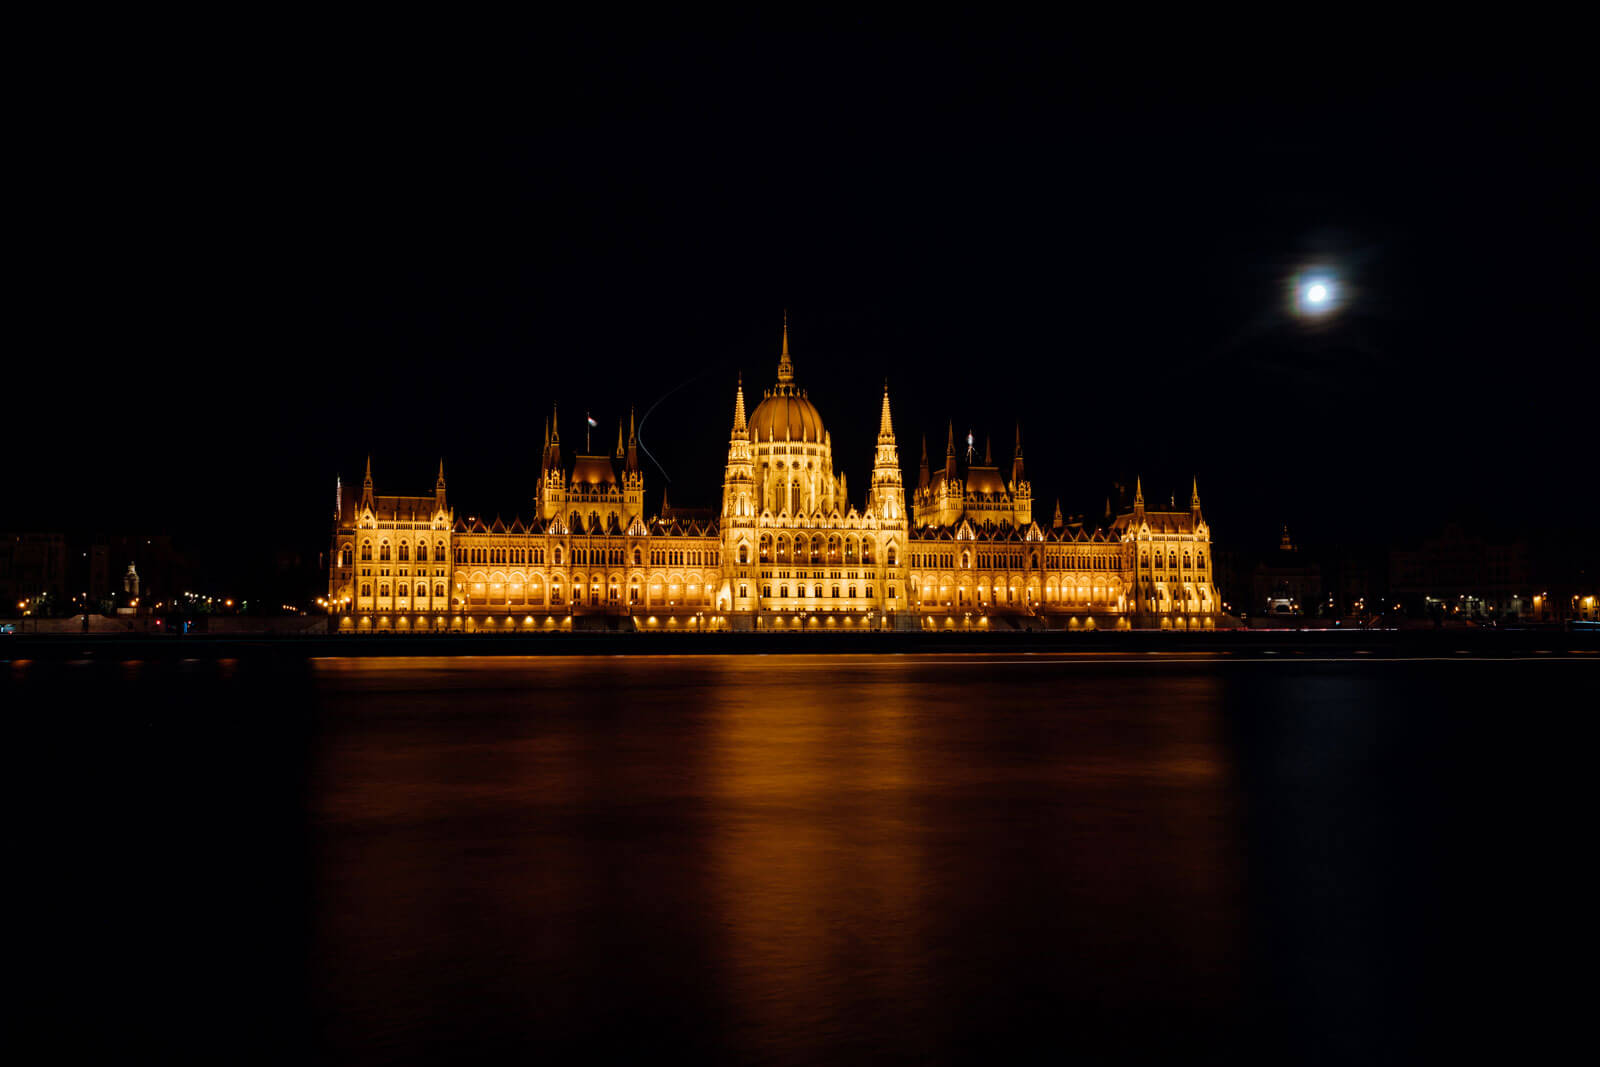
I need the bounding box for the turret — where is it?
[870,380,903,522]
[435,458,447,513]
[1053,499,1063,529]
[361,455,374,511]
[1190,476,1202,521]
[1133,475,1145,521]
[944,420,957,481]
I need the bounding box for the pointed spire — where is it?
[944,420,957,479]
[361,455,373,509]
[777,310,794,383]
[983,435,992,465]
[435,458,447,510]
[733,373,747,433]
[437,458,446,485]
[1191,476,1201,513]
[616,417,625,458]
[1053,499,1063,529]
[918,434,930,490]
[1133,475,1145,517]
[627,406,640,472]
[878,379,894,438]
[1012,421,1025,485]
[363,455,372,484]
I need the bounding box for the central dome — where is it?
[750,388,825,443]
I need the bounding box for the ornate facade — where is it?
[328,321,1219,631]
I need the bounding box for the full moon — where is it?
[1306,283,1328,304]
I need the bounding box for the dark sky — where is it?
[10,30,1595,587]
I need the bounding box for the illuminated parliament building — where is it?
[327,322,1220,631]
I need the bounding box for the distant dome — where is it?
[750,389,826,444]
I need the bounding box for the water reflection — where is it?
[301,656,1241,1063]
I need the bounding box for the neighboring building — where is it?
[1252,526,1322,617]
[1389,524,1533,620]
[327,320,1221,631]
[0,532,67,609]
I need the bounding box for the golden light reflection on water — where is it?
[303,655,1242,1061]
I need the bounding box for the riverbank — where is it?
[4,627,1597,660]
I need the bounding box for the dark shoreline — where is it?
[4,628,1597,661]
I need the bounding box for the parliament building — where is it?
[327,321,1220,632]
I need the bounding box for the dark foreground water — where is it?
[10,653,1593,1064]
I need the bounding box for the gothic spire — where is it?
[777,310,794,383]
[878,379,894,438]
[361,455,373,509]
[1012,421,1025,485]
[733,373,747,433]
[1133,475,1145,516]
[918,434,930,490]
[983,435,992,464]
[616,417,625,458]
[1053,498,1063,528]
[627,406,640,472]
[1191,475,1201,513]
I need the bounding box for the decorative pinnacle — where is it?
[879,379,893,437]
[1134,475,1144,506]
[733,373,748,432]
[1191,476,1201,509]
[777,311,794,383]
[364,455,372,483]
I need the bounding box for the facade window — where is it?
[848,585,856,598]
[379,543,390,561]
[379,583,390,597]
[435,583,445,598]
[739,583,748,599]
[399,543,409,561]
[831,585,840,598]
[779,585,788,598]
[361,583,372,597]
[739,544,749,564]
[361,542,372,561]
[553,547,562,565]
[866,584,874,598]
[762,585,772,597]
[634,548,642,565]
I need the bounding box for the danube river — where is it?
[13,652,1592,1064]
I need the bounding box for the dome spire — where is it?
[777,310,794,383]
[878,379,894,438]
[732,373,747,433]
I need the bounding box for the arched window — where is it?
[633,548,642,565]
[1030,553,1038,569]
[416,582,426,597]
[418,543,429,562]
[360,583,372,597]
[361,541,372,561]
[886,546,896,566]
[434,583,445,598]
[790,480,800,514]
[962,551,970,568]
[339,544,352,567]
[738,544,749,564]
[379,583,390,597]
[398,542,409,561]
[553,547,562,566]
[379,542,391,561]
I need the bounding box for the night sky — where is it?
[10,31,1595,591]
